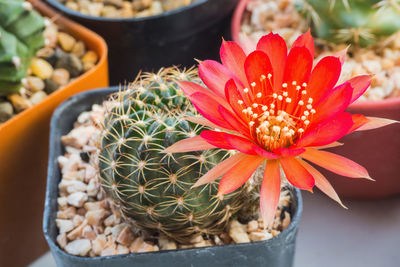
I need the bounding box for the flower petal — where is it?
[274,147,305,157]
[183,116,224,130]
[179,81,231,111]
[283,46,313,88]
[308,56,342,104]
[298,158,346,208]
[334,46,349,66]
[218,105,250,138]
[198,60,237,99]
[256,33,287,90]
[219,155,264,194]
[348,114,370,133]
[190,92,234,130]
[240,33,257,55]
[200,130,235,150]
[260,159,281,228]
[291,29,315,59]
[220,40,247,84]
[348,75,372,104]
[310,82,353,128]
[313,142,343,149]
[162,136,217,153]
[301,148,371,179]
[244,50,274,96]
[279,157,315,191]
[225,78,249,119]
[193,153,247,187]
[295,112,354,148]
[355,116,399,131]
[251,146,280,159]
[223,132,259,155]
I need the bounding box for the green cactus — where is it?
[98,68,248,243]
[296,0,400,46]
[0,0,45,95]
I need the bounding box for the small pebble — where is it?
[43,25,58,48]
[26,76,45,92]
[158,236,177,250]
[67,221,88,240]
[92,234,107,255]
[116,226,134,246]
[44,79,60,94]
[66,1,79,11]
[56,54,83,77]
[71,41,86,58]
[30,58,54,79]
[8,94,31,113]
[36,47,55,59]
[67,192,88,207]
[30,91,48,105]
[116,244,130,255]
[82,225,97,240]
[52,68,70,86]
[65,239,91,256]
[57,233,68,249]
[229,220,250,243]
[247,220,259,232]
[249,231,273,242]
[86,209,108,226]
[58,32,77,52]
[56,219,75,233]
[57,206,76,220]
[0,102,14,122]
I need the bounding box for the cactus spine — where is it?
[296,0,400,46]
[0,0,45,95]
[98,68,247,243]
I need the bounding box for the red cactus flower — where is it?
[164,31,397,227]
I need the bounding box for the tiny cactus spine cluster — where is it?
[295,0,400,46]
[98,67,248,243]
[0,0,45,95]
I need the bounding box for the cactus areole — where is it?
[98,68,247,243]
[0,0,45,95]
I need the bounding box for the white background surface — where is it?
[295,192,400,267]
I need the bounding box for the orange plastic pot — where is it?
[0,1,108,266]
[232,0,400,199]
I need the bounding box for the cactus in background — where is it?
[98,68,248,243]
[296,0,400,46]
[0,0,45,95]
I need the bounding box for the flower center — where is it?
[239,74,317,151]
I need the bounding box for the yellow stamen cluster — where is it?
[238,74,318,151]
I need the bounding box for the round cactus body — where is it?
[0,0,45,95]
[296,0,400,46]
[98,68,247,243]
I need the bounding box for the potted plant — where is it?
[44,32,394,266]
[231,0,400,199]
[0,1,108,266]
[43,0,239,85]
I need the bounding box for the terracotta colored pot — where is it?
[0,1,108,266]
[231,0,400,199]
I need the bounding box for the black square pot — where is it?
[44,88,303,267]
[43,0,239,85]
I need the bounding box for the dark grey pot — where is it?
[43,0,238,85]
[44,88,303,267]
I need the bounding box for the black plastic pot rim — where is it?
[44,0,209,22]
[43,87,303,262]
